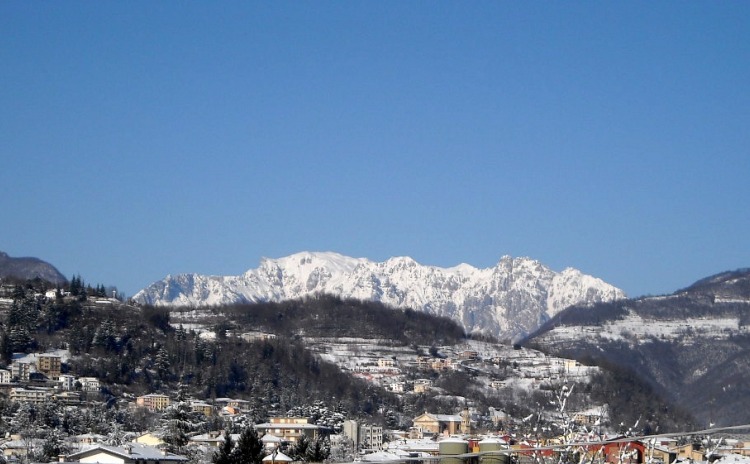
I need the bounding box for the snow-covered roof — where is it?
[66,443,188,462]
[190,432,240,443]
[361,451,405,462]
[262,451,292,462]
[434,414,462,422]
[256,422,322,430]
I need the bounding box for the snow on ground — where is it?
[303,336,599,396]
[546,310,748,346]
[13,349,71,363]
[714,454,750,464]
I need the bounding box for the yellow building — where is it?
[37,354,62,380]
[136,393,171,411]
[412,412,464,437]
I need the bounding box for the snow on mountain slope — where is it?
[133,251,625,341]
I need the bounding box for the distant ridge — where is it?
[0,251,67,284]
[522,268,750,426]
[134,251,625,341]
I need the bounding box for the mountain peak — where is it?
[134,251,625,341]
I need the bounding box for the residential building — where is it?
[255,417,326,444]
[240,331,277,342]
[0,368,11,384]
[488,407,508,426]
[73,433,107,446]
[360,424,383,450]
[673,443,705,462]
[79,377,101,392]
[649,443,677,464]
[2,437,44,460]
[9,387,51,404]
[190,431,238,449]
[11,361,31,382]
[134,432,165,447]
[411,412,464,437]
[53,391,82,405]
[190,401,214,416]
[37,354,62,380]
[414,383,430,393]
[136,393,171,411]
[389,382,405,393]
[215,397,251,410]
[59,374,76,390]
[64,443,188,464]
[378,358,395,368]
[342,421,383,451]
[342,420,358,447]
[415,357,454,371]
[572,408,606,427]
[262,434,283,451]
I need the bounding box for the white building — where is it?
[59,374,76,391]
[11,362,32,381]
[79,377,101,392]
[65,443,188,464]
[360,424,383,450]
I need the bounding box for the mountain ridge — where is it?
[0,251,67,285]
[134,251,626,341]
[522,268,750,426]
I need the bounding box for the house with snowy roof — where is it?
[133,432,165,447]
[262,451,292,463]
[64,443,188,464]
[189,431,239,449]
[190,400,214,416]
[255,417,327,444]
[411,412,465,437]
[2,437,43,460]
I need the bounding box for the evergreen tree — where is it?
[212,430,234,464]
[231,426,264,464]
[291,435,310,462]
[160,394,202,454]
[306,436,331,463]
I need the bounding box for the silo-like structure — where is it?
[440,437,469,464]
[479,437,509,464]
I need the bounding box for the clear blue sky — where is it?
[2,2,749,298]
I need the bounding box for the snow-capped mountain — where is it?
[133,251,625,341]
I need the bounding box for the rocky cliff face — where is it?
[134,251,625,341]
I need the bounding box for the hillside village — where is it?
[1,280,749,464]
[3,343,750,464]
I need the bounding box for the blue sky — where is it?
[2,2,748,298]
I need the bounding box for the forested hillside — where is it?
[0,282,470,424]
[523,269,750,426]
[198,294,468,345]
[0,277,698,434]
